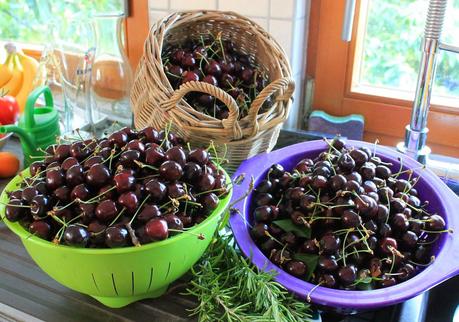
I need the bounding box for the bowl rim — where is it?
[1,168,232,255]
[229,139,459,309]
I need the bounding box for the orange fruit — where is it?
[0,152,20,178]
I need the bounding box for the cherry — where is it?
[70,184,91,201]
[330,174,347,191]
[172,49,185,63]
[318,255,339,272]
[402,231,418,249]
[144,179,167,201]
[312,175,328,189]
[30,161,46,176]
[350,149,368,166]
[139,127,160,143]
[30,195,50,217]
[338,153,355,172]
[341,210,362,228]
[254,205,273,223]
[46,168,65,191]
[66,164,84,187]
[83,156,104,170]
[425,214,446,231]
[338,265,357,285]
[285,260,307,277]
[86,164,111,187]
[182,70,200,83]
[380,237,398,254]
[318,273,337,288]
[119,150,141,169]
[164,214,184,232]
[376,165,392,179]
[29,220,51,239]
[203,74,218,87]
[183,162,202,182]
[241,68,254,84]
[79,203,95,223]
[181,53,196,68]
[201,193,219,212]
[105,226,129,248]
[165,146,187,166]
[118,191,138,213]
[22,186,39,204]
[319,235,340,254]
[220,73,235,87]
[109,130,128,148]
[221,61,235,74]
[254,192,273,207]
[188,148,210,165]
[53,186,70,202]
[379,275,397,288]
[54,144,70,161]
[87,221,106,245]
[145,145,165,166]
[251,223,269,240]
[270,249,292,266]
[391,213,409,232]
[61,157,79,172]
[138,204,161,223]
[396,263,415,282]
[204,60,222,77]
[197,173,216,192]
[360,163,376,181]
[95,200,118,222]
[5,199,26,221]
[70,141,90,160]
[269,164,285,178]
[159,160,183,181]
[64,225,89,247]
[167,182,186,199]
[113,172,135,193]
[145,218,169,240]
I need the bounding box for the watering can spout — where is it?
[0,125,36,154]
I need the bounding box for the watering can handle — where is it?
[25,86,54,129]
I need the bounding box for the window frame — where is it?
[307,0,459,157]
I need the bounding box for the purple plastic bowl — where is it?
[229,140,459,311]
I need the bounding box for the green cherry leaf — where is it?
[272,219,311,239]
[293,253,319,281]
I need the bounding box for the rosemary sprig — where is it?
[186,233,312,322]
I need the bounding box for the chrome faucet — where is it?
[342,0,459,164]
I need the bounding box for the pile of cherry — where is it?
[3,127,229,248]
[163,34,270,120]
[250,137,450,290]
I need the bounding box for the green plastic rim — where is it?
[0,168,232,253]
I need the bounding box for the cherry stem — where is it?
[126,221,141,247]
[168,228,205,240]
[408,256,435,267]
[129,194,151,225]
[107,207,126,228]
[421,228,453,234]
[306,280,324,302]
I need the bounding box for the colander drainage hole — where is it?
[147,267,154,292]
[91,273,100,294]
[111,273,119,296]
[165,262,171,280]
[131,271,135,295]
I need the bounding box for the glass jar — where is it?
[91,13,133,132]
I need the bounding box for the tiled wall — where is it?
[148,0,310,129]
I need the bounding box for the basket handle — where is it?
[247,77,295,136]
[163,81,243,140]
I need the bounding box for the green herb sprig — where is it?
[186,233,312,322]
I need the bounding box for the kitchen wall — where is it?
[148,0,311,129]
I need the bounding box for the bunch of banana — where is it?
[0,43,38,112]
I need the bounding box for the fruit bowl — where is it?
[229,140,459,312]
[0,169,232,308]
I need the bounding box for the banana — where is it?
[0,55,13,88]
[16,51,38,112]
[2,54,23,97]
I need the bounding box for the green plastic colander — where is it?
[0,169,232,308]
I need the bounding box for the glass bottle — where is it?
[91,13,133,133]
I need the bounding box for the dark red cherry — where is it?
[183,162,203,182]
[119,150,141,168]
[95,200,118,222]
[159,160,183,181]
[66,164,84,187]
[204,60,222,77]
[86,164,111,187]
[145,218,169,240]
[70,141,90,160]
[61,157,79,172]
[164,214,184,233]
[188,148,210,165]
[145,144,165,166]
[118,191,138,213]
[113,172,136,193]
[319,235,340,254]
[285,260,307,277]
[380,237,398,254]
[46,168,65,191]
[338,265,357,285]
[145,179,167,201]
[53,186,70,202]
[126,139,145,153]
[5,199,26,221]
[138,204,161,223]
[29,220,51,239]
[108,130,128,148]
[181,53,196,68]
[64,225,89,247]
[54,144,70,161]
[30,195,50,217]
[105,226,129,248]
[425,214,446,231]
[201,192,219,212]
[167,182,186,199]
[30,161,46,176]
[70,184,91,201]
[197,173,216,192]
[165,146,187,166]
[21,186,39,204]
[83,156,103,170]
[182,70,199,83]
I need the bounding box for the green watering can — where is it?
[0,86,60,166]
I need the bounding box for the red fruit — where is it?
[145,218,169,240]
[0,95,19,124]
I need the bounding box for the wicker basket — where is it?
[131,10,294,172]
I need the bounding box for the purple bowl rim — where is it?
[229,139,459,309]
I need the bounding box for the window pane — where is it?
[0,0,125,45]
[357,0,459,99]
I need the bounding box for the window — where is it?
[355,0,459,104]
[0,0,148,68]
[308,0,459,158]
